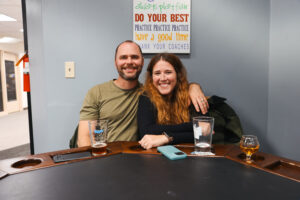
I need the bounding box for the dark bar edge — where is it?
[21,0,34,154]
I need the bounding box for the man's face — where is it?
[115,42,144,81]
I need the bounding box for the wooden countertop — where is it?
[0,141,299,182]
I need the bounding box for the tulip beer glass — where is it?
[240,135,260,162]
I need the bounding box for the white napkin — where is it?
[191,151,215,156]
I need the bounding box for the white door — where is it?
[0,51,22,114]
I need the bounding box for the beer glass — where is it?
[193,116,214,154]
[239,135,260,162]
[88,120,108,156]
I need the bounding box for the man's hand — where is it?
[139,135,169,149]
[189,83,209,114]
[77,121,91,147]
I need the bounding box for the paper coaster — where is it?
[191,151,215,156]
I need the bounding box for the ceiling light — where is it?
[20,29,24,32]
[0,37,21,43]
[0,13,16,21]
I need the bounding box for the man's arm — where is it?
[188,83,209,114]
[78,86,99,147]
[77,121,91,147]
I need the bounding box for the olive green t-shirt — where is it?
[80,80,141,142]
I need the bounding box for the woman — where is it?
[138,53,203,149]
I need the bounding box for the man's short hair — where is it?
[115,40,143,60]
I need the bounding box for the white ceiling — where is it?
[0,0,24,54]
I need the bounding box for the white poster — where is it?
[133,0,191,54]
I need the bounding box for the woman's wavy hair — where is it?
[142,53,190,125]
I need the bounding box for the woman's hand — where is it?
[188,83,209,114]
[139,134,169,149]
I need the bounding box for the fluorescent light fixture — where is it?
[0,37,21,43]
[0,13,16,21]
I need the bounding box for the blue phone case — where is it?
[157,145,187,160]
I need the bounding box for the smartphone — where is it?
[157,145,187,160]
[52,151,92,163]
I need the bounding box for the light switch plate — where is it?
[65,61,75,78]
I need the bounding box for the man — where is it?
[77,40,208,147]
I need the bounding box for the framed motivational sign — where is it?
[133,0,191,54]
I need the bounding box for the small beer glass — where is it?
[89,120,108,156]
[239,135,260,162]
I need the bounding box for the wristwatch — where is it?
[162,132,174,143]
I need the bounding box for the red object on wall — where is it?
[16,54,31,92]
[23,56,30,92]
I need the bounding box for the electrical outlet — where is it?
[65,61,75,78]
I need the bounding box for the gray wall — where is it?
[26,0,135,153]
[186,0,270,153]
[268,0,300,160]
[26,0,299,161]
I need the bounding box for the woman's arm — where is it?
[137,95,194,145]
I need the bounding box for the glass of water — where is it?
[193,116,214,154]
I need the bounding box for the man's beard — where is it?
[118,67,141,81]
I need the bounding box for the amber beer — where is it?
[239,135,260,162]
[92,143,107,156]
[240,144,259,157]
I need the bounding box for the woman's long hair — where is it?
[142,53,190,125]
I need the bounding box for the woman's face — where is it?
[152,60,177,96]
